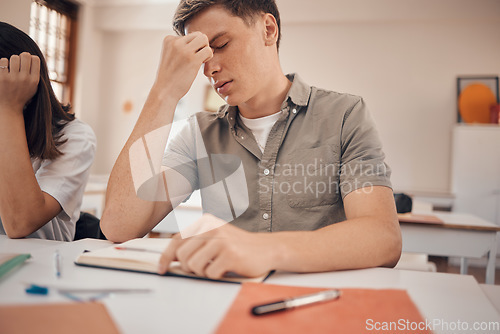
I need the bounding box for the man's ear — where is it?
[262,13,279,47]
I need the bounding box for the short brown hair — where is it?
[173,0,282,49]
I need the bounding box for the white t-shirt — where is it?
[239,110,283,152]
[0,119,96,241]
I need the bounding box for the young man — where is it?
[101,0,401,279]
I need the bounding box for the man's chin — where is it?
[223,95,238,107]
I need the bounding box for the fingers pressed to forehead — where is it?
[183,31,206,44]
[186,33,209,52]
[9,55,20,72]
[196,46,213,64]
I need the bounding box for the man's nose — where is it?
[203,56,220,78]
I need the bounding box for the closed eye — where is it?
[213,42,228,50]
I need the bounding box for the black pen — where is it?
[251,289,341,316]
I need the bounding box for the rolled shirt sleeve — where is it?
[339,98,392,198]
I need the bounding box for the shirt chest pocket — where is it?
[282,145,340,208]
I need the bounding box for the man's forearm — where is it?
[101,91,178,242]
[272,216,402,273]
[157,210,401,279]
[102,32,214,242]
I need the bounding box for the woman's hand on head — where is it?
[0,52,40,113]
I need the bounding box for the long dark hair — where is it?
[0,21,75,160]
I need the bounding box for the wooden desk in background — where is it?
[399,211,500,284]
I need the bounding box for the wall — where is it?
[0,0,32,33]
[96,30,164,171]
[73,3,103,141]
[72,1,209,173]
[65,0,500,195]
[81,29,208,172]
[279,20,500,194]
[278,0,500,194]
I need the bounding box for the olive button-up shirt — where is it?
[163,74,392,233]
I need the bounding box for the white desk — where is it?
[400,211,500,284]
[0,236,63,253]
[481,284,500,314]
[1,236,499,334]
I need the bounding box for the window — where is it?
[29,0,79,104]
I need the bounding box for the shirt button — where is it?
[292,108,297,114]
[262,213,269,220]
[263,168,270,175]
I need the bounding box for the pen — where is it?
[114,246,164,254]
[251,289,341,316]
[53,250,61,278]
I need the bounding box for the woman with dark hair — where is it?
[0,21,96,241]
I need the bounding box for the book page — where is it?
[120,237,172,252]
[76,239,165,273]
[75,238,269,283]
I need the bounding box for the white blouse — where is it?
[0,119,96,241]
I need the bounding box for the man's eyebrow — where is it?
[209,32,228,45]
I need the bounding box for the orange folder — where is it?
[0,302,120,334]
[216,282,432,334]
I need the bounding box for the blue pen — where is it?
[53,250,61,278]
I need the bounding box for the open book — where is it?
[75,238,269,283]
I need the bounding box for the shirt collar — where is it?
[216,73,311,119]
[284,73,311,107]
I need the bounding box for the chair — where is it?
[74,212,107,240]
[394,193,412,213]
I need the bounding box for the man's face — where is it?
[186,6,273,107]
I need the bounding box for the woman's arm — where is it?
[0,53,62,238]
